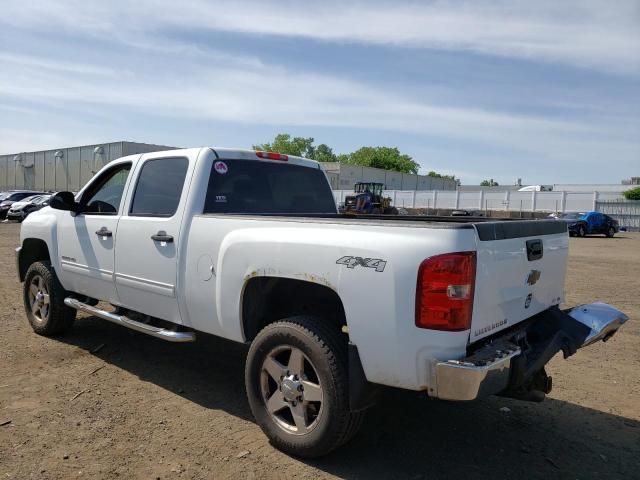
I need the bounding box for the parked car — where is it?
[557,211,619,237]
[451,209,484,216]
[518,185,553,192]
[15,148,628,457]
[0,191,47,220]
[7,194,52,222]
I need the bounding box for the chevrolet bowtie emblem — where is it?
[526,270,541,286]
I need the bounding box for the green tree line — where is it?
[253,133,456,181]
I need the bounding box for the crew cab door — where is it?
[113,155,191,324]
[57,162,132,303]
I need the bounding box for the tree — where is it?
[427,171,457,181]
[253,133,315,157]
[253,134,419,173]
[623,186,640,200]
[253,133,337,162]
[480,179,499,186]
[341,146,420,174]
[310,143,338,163]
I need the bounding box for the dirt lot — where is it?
[1,223,638,479]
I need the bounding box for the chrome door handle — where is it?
[95,227,112,237]
[151,231,174,243]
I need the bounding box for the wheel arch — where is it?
[18,238,51,282]
[240,276,347,343]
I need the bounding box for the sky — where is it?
[0,0,638,185]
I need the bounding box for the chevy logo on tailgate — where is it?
[526,270,541,286]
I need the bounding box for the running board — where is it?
[64,297,196,343]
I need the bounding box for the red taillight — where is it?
[415,251,476,331]
[255,151,288,161]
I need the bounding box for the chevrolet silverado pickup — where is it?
[16,147,628,457]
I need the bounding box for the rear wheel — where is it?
[245,316,365,458]
[23,261,76,336]
[606,227,615,238]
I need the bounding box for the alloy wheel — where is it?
[260,345,324,435]
[27,274,50,324]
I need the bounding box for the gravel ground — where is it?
[0,223,638,479]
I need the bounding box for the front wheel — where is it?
[23,261,76,336]
[606,227,615,238]
[577,225,586,238]
[245,317,365,458]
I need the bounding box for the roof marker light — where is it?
[255,151,288,161]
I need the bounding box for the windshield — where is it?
[203,159,337,214]
[34,195,51,204]
[6,192,36,201]
[20,195,41,203]
[560,212,585,220]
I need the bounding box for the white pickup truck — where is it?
[16,147,628,457]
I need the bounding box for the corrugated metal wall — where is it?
[1,142,458,192]
[334,189,614,213]
[0,142,175,192]
[322,164,457,191]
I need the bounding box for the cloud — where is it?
[1,0,639,74]
[0,127,82,154]
[0,50,636,166]
[0,1,638,183]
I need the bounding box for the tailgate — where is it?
[470,220,568,342]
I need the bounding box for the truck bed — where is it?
[198,213,567,240]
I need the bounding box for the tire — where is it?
[606,227,615,238]
[23,261,76,336]
[577,225,586,238]
[245,316,365,458]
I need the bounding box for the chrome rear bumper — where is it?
[566,302,629,347]
[434,341,521,401]
[432,302,628,401]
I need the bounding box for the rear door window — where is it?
[203,160,336,214]
[130,157,189,217]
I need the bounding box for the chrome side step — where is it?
[64,297,196,343]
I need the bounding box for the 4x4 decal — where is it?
[336,256,387,272]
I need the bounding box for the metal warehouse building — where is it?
[1,141,457,192]
[320,162,457,191]
[0,141,176,192]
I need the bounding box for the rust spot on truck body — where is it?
[244,269,335,290]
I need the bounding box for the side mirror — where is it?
[49,192,78,212]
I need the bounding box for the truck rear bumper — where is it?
[432,303,628,401]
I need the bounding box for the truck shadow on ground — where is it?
[58,317,639,480]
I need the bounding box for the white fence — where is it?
[333,189,626,213]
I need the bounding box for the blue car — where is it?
[557,211,619,238]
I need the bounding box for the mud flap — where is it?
[348,343,380,412]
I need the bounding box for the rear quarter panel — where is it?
[182,216,479,391]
